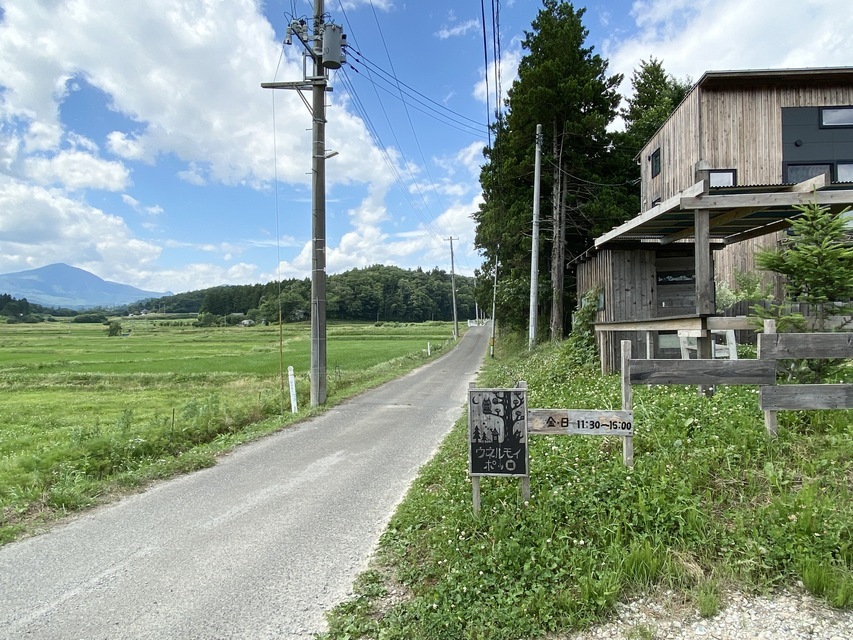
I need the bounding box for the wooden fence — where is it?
[625,320,853,436]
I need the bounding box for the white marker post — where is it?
[288,366,298,413]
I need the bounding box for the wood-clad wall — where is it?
[576,249,656,373]
[639,79,853,202]
[639,90,701,209]
[700,86,784,184]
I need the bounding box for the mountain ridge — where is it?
[0,263,171,309]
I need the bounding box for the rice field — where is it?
[0,316,459,542]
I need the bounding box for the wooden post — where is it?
[695,209,715,397]
[469,381,479,513]
[516,380,531,500]
[621,340,634,467]
[762,319,778,436]
[645,331,654,389]
[694,163,714,398]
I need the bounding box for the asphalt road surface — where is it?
[0,325,490,639]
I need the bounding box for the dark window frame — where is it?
[819,106,853,128]
[783,162,833,183]
[838,161,853,183]
[708,169,737,187]
[650,148,661,178]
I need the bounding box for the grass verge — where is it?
[320,333,852,639]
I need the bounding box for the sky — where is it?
[1,0,852,295]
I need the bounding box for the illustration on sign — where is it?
[468,388,528,477]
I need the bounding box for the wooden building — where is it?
[573,67,853,372]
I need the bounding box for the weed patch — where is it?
[320,333,851,639]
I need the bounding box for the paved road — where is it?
[0,325,489,639]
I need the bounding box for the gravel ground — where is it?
[552,589,852,640]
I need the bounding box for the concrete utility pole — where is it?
[263,0,345,407]
[490,248,498,358]
[529,123,542,351]
[447,237,459,340]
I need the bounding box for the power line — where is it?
[368,1,451,233]
[337,68,446,243]
[546,158,641,187]
[345,48,488,132]
[335,0,483,271]
[344,59,486,136]
[479,0,493,149]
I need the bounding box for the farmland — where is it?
[0,317,460,542]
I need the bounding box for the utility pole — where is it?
[262,1,345,407]
[447,237,459,340]
[490,247,498,358]
[529,123,542,351]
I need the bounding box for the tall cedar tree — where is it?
[621,58,691,150]
[475,1,625,338]
[615,58,691,211]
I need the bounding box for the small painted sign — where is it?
[468,388,528,477]
[528,409,634,436]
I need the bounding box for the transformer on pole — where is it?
[262,1,346,407]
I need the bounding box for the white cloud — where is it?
[607,0,853,99]
[473,45,521,108]
[435,19,480,40]
[0,0,393,191]
[435,141,487,180]
[0,178,161,277]
[125,261,261,294]
[107,132,151,163]
[24,150,130,191]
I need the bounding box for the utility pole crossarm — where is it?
[262,0,346,407]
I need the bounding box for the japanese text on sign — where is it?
[468,388,528,477]
[528,409,634,436]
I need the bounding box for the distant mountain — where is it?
[0,263,171,310]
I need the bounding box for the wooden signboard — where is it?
[468,387,528,477]
[528,409,634,436]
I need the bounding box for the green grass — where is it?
[320,332,852,640]
[0,318,460,543]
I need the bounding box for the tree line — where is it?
[136,264,476,324]
[4,265,476,325]
[474,0,690,336]
[0,294,78,322]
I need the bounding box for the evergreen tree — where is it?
[621,58,691,149]
[475,1,625,337]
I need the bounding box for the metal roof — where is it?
[696,66,853,90]
[589,174,853,253]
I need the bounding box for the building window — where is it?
[708,169,737,187]
[838,162,853,182]
[820,106,853,128]
[784,163,832,183]
[650,148,661,178]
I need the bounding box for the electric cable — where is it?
[367,1,452,235]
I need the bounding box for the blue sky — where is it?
[1,0,851,294]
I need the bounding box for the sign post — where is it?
[468,384,529,513]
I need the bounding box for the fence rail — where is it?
[625,320,853,436]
